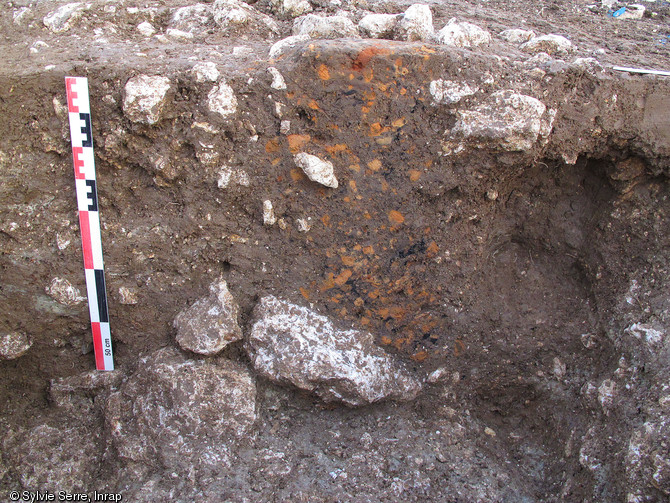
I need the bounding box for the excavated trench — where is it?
[1,4,670,501]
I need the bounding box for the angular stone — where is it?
[268,67,287,90]
[49,369,123,414]
[626,322,665,348]
[434,18,491,47]
[46,277,84,306]
[3,424,100,491]
[429,79,478,105]
[217,165,250,188]
[208,82,238,118]
[170,3,213,34]
[263,200,277,226]
[396,4,433,42]
[119,286,139,305]
[358,13,399,39]
[626,419,670,497]
[123,75,171,125]
[166,28,194,40]
[269,34,310,59]
[246,296,422,406]
[136,21,156,37]
[174,279,243,355]
[292,14,359,39]
[192,62,220,83]
[498,28,536,44]
[43,2,87,33]
[449,90,553,151]
[0,331,32,360]
[521,34,573,57]
[106,347,256,474]
[294,152,338,188]
[212,0,279,37]
[270,0,312,19]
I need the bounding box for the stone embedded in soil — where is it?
[625,322,665,349]
[396,4,433,42]
[572,57,604,74]
[123,75,171,125]
[105,347,256,474]
[429,79,478,105]
[49,369,123,414]
[218,165,250,188]
[0,331,32,360]
[192,62,220,83]
[270,0,312,19]
[269,34,310,58]
[626,418,670,497]
[118,286,138,305]
[208,82,238,118]
[166,28,194,40]
[280,120,291,134]
[358,13,399,39]
[294,152,339,188]
[296,217,311,232]
[448,90,554,152]
[263,200,277,226]
[3,424,100,491]
[43,2,87,33]
[212,0,279,36]
[45,277,84,306]
[521,34,573,57]
[174,278,243,355]
[498,28,536,44]
[434,18,492,47]
[245,296,422,406]
[598,379,616,412]
[292,14,360,39]
[170,3,212,34]
[13,7,30,26]
[268,66,287,90]
[136,21,156,37]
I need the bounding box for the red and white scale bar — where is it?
[65,77,114,371]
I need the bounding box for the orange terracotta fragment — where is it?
[388,210,404,225]
[388,306,406,320]
[369,123,383,136]
[287,134,310,153]
[409,170,422,182]
[367,159,382,171]
[265,138,281,153]
[325,143,349,154]
[334,269,353,286]
[321,273,335,291]
[317,64,330,80]
[411,351,429,362]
